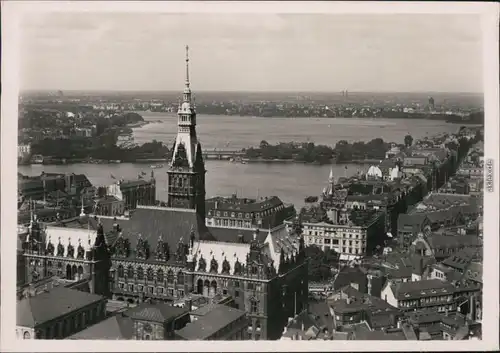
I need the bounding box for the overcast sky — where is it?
[20,13,483,92]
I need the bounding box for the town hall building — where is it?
[19,46,309,341]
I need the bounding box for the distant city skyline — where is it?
[21,13,483,93]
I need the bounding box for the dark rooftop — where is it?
[124,303,188,323]
[67,314,134,340]
[207,226,267,244]
[392,279,455,301]
[99,206,215,258]
[175,305,247,340]
[206,195,283,213]
[17,287,104,327]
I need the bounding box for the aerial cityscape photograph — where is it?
[7,8,492,346]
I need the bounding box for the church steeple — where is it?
[324,167,335,196]
[167,46,206,217]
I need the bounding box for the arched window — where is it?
[167,270,174,284]
[127,265,134,278]
[146,267,154,281]
[210,280,217,297]
[23,331,31,339]
[157,269,164,282]
[77,266,84,280]
[118,265,124,278]
[137,267,144,280]
[177,272,184,285]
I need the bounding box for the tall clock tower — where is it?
[167,46,206,219]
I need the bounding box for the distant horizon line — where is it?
[20,89,484,95]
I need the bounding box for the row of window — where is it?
[305,231,366,240]
[213,204,284,220]
[307,237,366,247]
[399,294,452,308]
[304,225,364,233]
[118,282,185,298]
[179,115,191,122]
[211,219,253,228]
[116,265,184,284]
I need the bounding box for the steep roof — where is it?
[175,305,247,340]
[99,206,215,255]
[17,287,104,327]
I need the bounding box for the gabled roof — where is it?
[68,314,134,340]
[124,303,188,323]
[17,287,104,327]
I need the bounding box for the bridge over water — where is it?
[202,148,246,160]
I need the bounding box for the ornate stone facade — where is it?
[21,214,111,296]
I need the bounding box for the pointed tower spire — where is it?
[329,167,334,183]
[168,46,206,218]
[185,44,190,89]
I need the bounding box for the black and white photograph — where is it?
[1,1,498,351]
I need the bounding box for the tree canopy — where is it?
[304,245,339,282]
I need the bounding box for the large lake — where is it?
[19,113,458,208]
